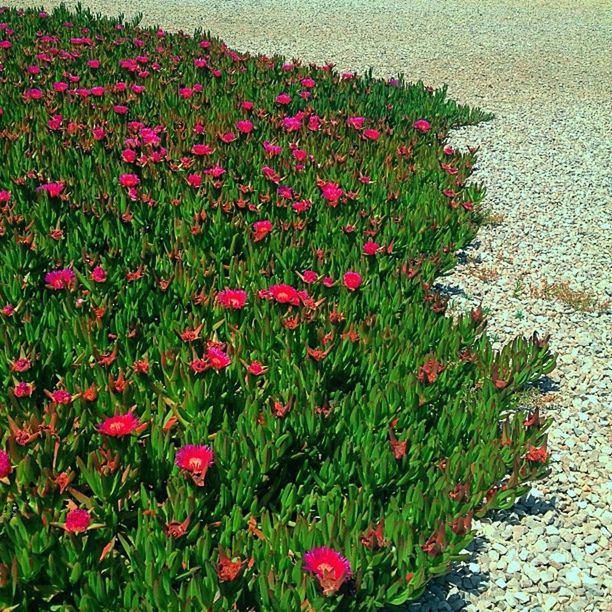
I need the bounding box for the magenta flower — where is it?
[343,271,363,291]
[206,347,231,370]
[192,143,214,156]
[64,509,91,533]
[175,444,214,486]
[14,382,33,398]
[37,182,64,197]
[413,119,431,133]
[364,128,380,141]
[45,268,75,290]
[0,450,11,478]
[98,412,140,437]
[235,119,253,134]
[246,361,267,376]
[363,241,380,256]
[119,174,140,188]
[303,547,352,596]
[51,389,72,405]
[217,289,247,309]
[91,266,107,283]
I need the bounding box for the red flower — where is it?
[0,450,11,478]
[45,268,75,290]
[206,347,231,370]
[246,361,267,376]
[119,173,139,188]
[216,549,243,582]
[363,128,380,141]
[187,174,202,188]
[235,119,253,134]
[363,241,380,256]
[51,389,72,405]
[191,143,214,156]
[11,358,31,373]
[252,219,273,242]
[14,382,33,398]
[190,358,208,373]
[175,444,214,486]
[98,412,140,437]
[91,266,107,283]
[268,284,300,305]
[275,93,291,105]
[343,271,362,291]
[347,116,365,129]
[303,547,352,596]
[217,289,247,309]
[413,119,431,133]
[302,270,319,284]
[64,509,90,533]
[526,445,548,464]
[417,358,444,385]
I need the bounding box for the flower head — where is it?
[176,444,214,486]
[217,289,247,309]
[64,508,90,533]
[45,268,75,290]
[343,271,362,291]
[0,450,11,478]
[413,119,431,133]
[98,412,140,437]
[206,347,231,370]
[303,547,352,596]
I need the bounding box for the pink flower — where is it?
[343,272,362,291]
[190,358,208,374]
[0,190,11,203]
[122,149,137,163]
[119,173,140,188]
[363,128,380,141]
[268,284,300,305]
[346,117,365,130]
[187,174,202,188]
[0,450,12,478]
[241,100,254,111]
[12,358,31,373]
[301,77,316,88]
[235,119,253,134]
[320,182,343,203]
[45,268,75,290]
[303,547,352,596]
[113,104,129,115]
[282,116,302,132]
[53,81,69,92]
[217,289,247,309]
[275,93,291,105]
[98,412,140,437]
[247,361,266,376]
[14,382,33,398]
[175,444,214,486]
[302,270,319,284]
[37,182,64,197]
[413,119,431,133]
[252,219,273,242]
[206,347,231,370]
[323,276,334,288]
[2,304,15,316]
[64,509,90,533]
[47,114,63,130]
[191,143,214,156]
[91,266,107,283]
[363,241,380,256]
[51,389,72,405]
[443,145,454,156]
[92,127,105,140]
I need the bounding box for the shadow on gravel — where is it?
[395,492,557,610]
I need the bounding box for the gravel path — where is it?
[12,1,612,610]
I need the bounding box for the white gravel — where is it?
[12,1,612,609]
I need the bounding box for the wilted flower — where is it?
[303,547,352,596]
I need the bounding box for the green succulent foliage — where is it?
[0,4,552,610]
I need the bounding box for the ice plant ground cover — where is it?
[0,5,556,610]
